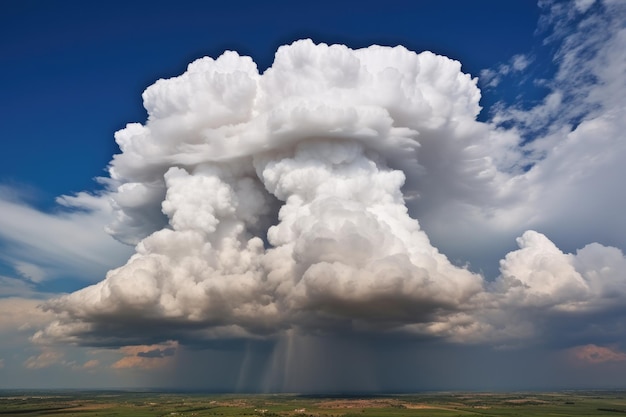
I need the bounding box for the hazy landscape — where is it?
[4,391,626,416]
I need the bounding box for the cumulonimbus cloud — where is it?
[34,37,626,351]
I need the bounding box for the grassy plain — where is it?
[2,391,626,416]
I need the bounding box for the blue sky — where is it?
[1,0,540,203]
[2,0,626,391]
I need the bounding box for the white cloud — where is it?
[489,0,626,255]
[33,41,497,346]
[575,0,596,13]
[0,189,134,282]
[497,0,624,135]
[479,54,531,88]
[511,54,530,71]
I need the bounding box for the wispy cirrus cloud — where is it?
[0,188,133,284]
[480,53,532,88]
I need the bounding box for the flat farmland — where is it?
[2,391,626,416]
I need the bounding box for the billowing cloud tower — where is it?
[36,40,626,389]
[39,40,496,343]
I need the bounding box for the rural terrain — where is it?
[2,391,626,416]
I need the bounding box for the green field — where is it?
[2,391,626,416]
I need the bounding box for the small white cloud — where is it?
[511,54,530,71]
[479,54,532,88]
[479,68,501,87]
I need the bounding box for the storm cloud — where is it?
[30,0,626,390]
